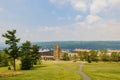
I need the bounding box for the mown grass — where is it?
[83,62,120,80]
[0,61,82,80]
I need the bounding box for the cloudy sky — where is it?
[0,0,120,42]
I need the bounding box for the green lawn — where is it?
[0,61,82,80]
[83,62,120,80]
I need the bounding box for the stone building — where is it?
[39,49,54,60]
[54,45,61,60]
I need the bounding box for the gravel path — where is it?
[78,63,91,80]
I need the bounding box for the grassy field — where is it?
[0,61,120,80]
[0,61,82,80]
[83,62,120,80]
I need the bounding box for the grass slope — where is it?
[0,61,82,80]
[83,62,120,80]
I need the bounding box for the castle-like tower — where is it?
[54,45,60,60]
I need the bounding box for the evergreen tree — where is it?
[31,45,41,65]
[20,41,41,70]
[2,30,20,71]
[20,41,33,70]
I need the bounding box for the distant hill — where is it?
[32,41,120,50]
[1,41,120,50]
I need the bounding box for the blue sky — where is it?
[0,0,120,42]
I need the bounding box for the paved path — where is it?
[78,63,91,80]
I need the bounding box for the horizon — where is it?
[1,40,120,43]
[0,0,120,42]
[1,41,120,50]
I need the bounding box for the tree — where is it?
[2,30,20,71]
[118,52,120,61]
[62,53,69,61]
[99,50,110,62]
[20,41,41,70]
[101,53,110,62]
[31,45,41,65]
[20,41,33,70]
[73,54,77,62]
[111,52,119,62]
[87,55,91,63]
[90,50,98,62]
[78,51,84,61]
[0,51,9,67]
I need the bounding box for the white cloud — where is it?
[50,0,120,14]
[0,18,120,42]
[73,19,120,41]
[108,0,120,9]
[75,15,82,20]
[86,15,101,24]
[90,0,107,14]
[50,0,89,12]
[70,0,88,12]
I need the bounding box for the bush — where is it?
[62,53,69,61]
[87,56,91,63]
[0,52,9,67]
[21,57,33,70]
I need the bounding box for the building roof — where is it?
[39,49,50,52]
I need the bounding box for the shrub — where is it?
[0,52,9,67]
[21,57,33,70]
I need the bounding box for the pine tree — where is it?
[2,30,20,71]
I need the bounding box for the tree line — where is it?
[62,50,120,63]
[0,30,41,71]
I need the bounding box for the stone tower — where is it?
[54,45,60,60]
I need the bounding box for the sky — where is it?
[0,0,120,42]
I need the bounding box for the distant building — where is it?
[74,48,90,53]
[54,45,61,60]
[39,49,54,60]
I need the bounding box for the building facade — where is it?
[54,45,61,60]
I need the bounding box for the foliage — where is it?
[100,53,110,62]
[20,56,33,70]
[62,53,69,61]
[89,50,98,62]
[0,52,9,67]
[20,41,41,70]
[2,30,20,71]
[86,55,91,63]
[118,52,120,61]
[78,51,84,61]
[111,52,119,62]
[78,51,88,61]
[72,54,78,62]
[31,45,41,65]
[20,41,33,70]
